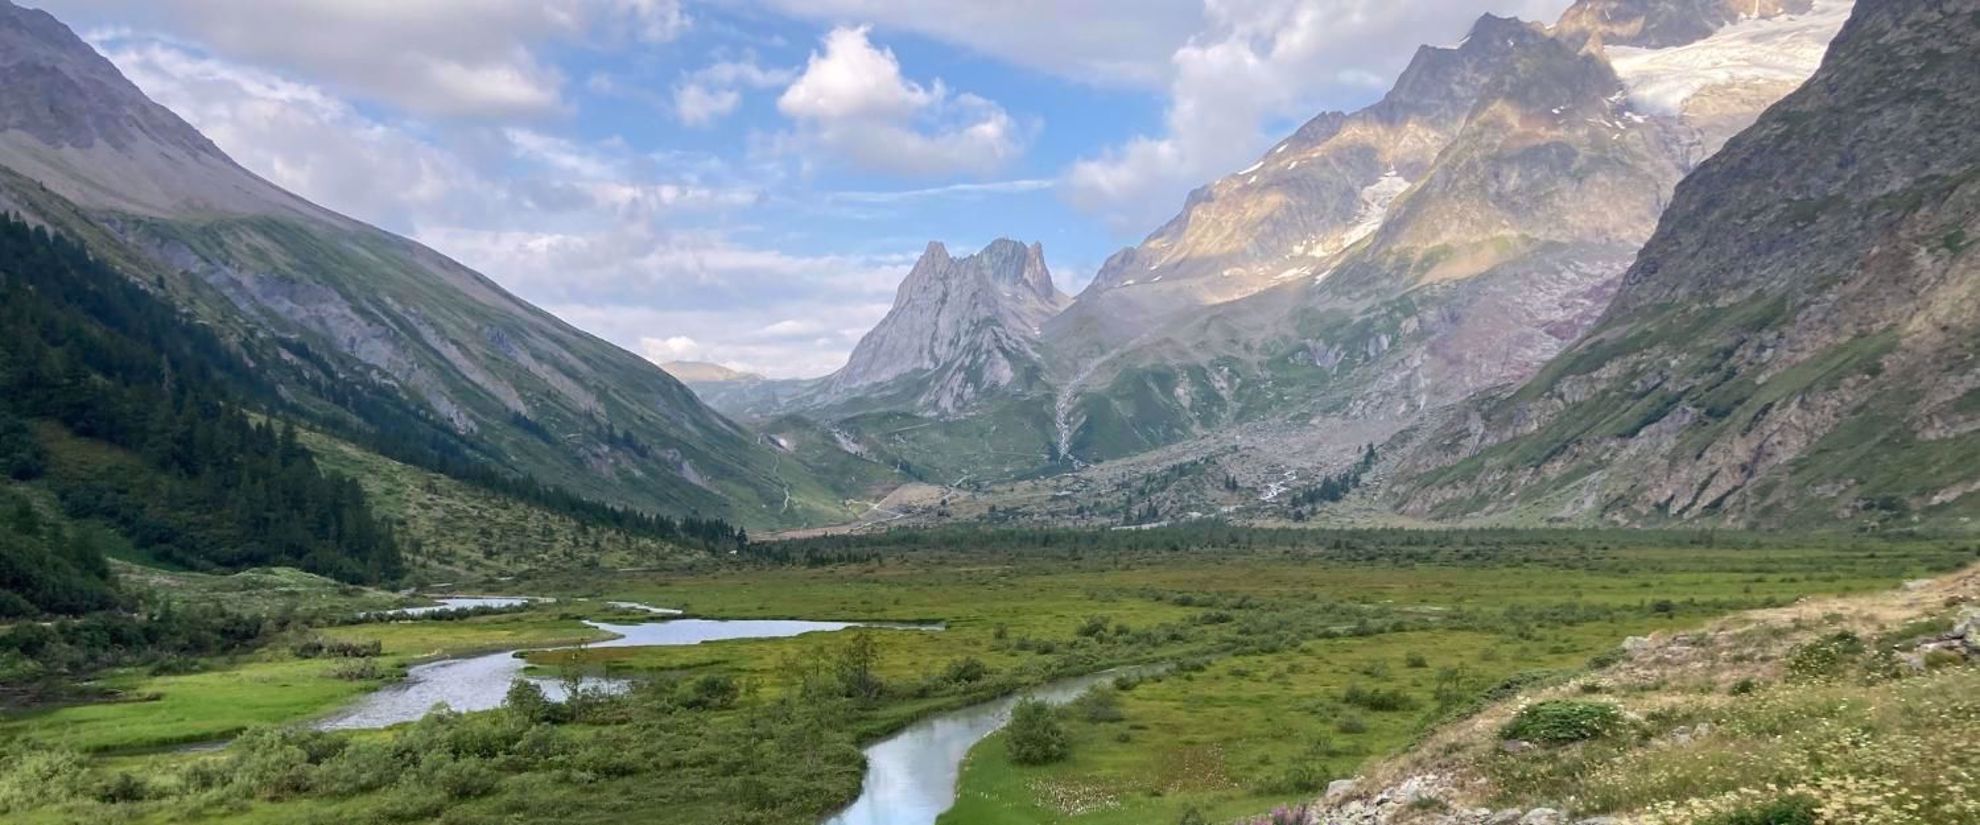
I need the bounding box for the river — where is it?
[317,603,935,731]
[822,668,1138,825]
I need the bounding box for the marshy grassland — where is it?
[1,528,1973,824]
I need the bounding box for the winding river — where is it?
[318,603,934,731]
[822,668,1140,825]
[324,598,1135,825]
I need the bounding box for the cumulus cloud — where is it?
[672,57,794,127]
[44,0,690,118]
[91,31,889,379]
[1064,0,1572,231]
[775,26,1026,178]
[639,335,705,363]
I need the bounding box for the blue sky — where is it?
[36,0,1570,378]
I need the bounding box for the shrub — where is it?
[1335,715,1368,734]
[1076,615,1112,638]
[1404,652,1429,668]
[505,679,563,724]
[678,674,741,710]
[1074,686,1125,723]
[1005,699,1069,765]
[1500,700,1624,744]
[943,657,989,685]
[1728,677,1759,696]
[1340,684,1416,712]
[329,659,381,681]
[1784,631,1864,682]
[1700,795,1818,825]
[94,771,147,804]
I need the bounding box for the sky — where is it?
[38,0,1572,379]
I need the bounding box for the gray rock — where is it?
[1325,778,1361,801]
[1519,809,1565,825]
[1500,739,1537,754]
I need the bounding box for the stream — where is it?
[822,668,1141,825]
[317,602,935,731]
[325,598,1133,825]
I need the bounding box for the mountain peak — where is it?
[823,238,1071,412]
[0,1,319,218]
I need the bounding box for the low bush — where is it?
[1500,700,1624,744]
[1340,684,1417,712]
[1005,699,1069,765]
[1783,631,1864,682]
[1699,795,1818,825]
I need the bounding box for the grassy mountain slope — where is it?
[0,2,859,529]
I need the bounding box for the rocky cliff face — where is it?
[1046,15,1564,362]
[0,1,859,526]
[1053,0,1821,468]
[1397,0,1980,527]
[815,238,1070,417]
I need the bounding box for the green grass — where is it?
[0,659,387,753]
[0,609,611,753]
[4,532,1971,823]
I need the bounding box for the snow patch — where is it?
[1238,160,1264,176]
[1297,169,1410,258]
[1606,0,1851,116]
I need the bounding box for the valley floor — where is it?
[1,530,1973,824]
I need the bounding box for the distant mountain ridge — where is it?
[733,0,1860,523]
[662,361,765,384]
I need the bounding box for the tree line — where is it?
[0,214,402,599]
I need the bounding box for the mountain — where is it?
[1046,14,1571,363]
[815,239,1070,417]
[1034,0,1846,478]
[0,1,863,528]
[1396,0,1980,527]
[727,0,1852,520]
[662,361,765,384]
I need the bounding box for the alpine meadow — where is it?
[2,1,1978,825]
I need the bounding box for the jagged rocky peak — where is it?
[1554,0,1817,48]
[827,238,1070,396]
[903,238,1060,308]
[1374,14,1553,123]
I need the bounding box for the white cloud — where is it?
[43,0,691,118]
[827,178,1055,204]
[89,31,886,380]
[640,335,705,362]
[775,26,1026,178]
[101,38,495,228]
[672,57,794,128]
[1064,0,1573,231]
[754,0,1201,88]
